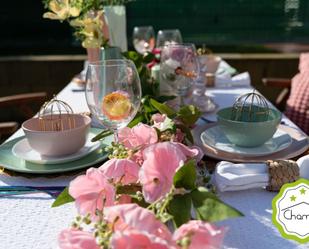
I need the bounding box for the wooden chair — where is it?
[0,92,47,140]
[262,78,292,110]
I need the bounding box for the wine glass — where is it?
[133,26,155,54]
[160,43,199,107]
[191,54,221,112]
[85,59,142,142]
[156,29,183,48]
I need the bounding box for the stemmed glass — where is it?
[156,29,183,48]
[160,43,199,108]
[133,26,155,54]
[191,54,221,112]
[85,59,141,142]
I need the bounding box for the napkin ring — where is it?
[266,160,299,192]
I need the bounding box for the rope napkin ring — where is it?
[266,160,299,192]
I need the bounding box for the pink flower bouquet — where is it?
[53,103,242,249]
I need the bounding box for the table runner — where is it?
[0,82,307,249]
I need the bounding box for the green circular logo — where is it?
[272,178,309,244]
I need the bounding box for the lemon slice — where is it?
[102,92,132,120]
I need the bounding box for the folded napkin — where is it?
[217,60,237,75]
[214,161,268,192]
[214,155,309,192]
[215,72,251,88]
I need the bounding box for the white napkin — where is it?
[215,72,251,88]
[217,60,237,75]
[297,155,309,179]
[214,156,309,192]
[214,161,268,192]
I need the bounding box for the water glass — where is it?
[156,29,183,48]
[133,26,155,54]
[85,59,141,141]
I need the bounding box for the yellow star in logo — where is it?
[290,195,297,202]
[300,188,306,195]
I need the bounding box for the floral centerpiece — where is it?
[53,96,243,248]
[43,3,243,247]
[42,0,133,60]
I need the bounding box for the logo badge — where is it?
[272,178,309,243]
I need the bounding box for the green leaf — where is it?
[51,187,74,208]
[177,105,202,126]
[191,187,243,222]
[150,98,176,117]
[173,159,196,190]
[143,52,155,63]
[168,194,192,227]
[91,129,113,142]
[128,113,145,128]
[116,184,148,208]
[116,184,142,195]
[155,95,176,103]
[123,51,142,67]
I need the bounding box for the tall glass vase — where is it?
[104,5,128,52]
[86,48,100,63]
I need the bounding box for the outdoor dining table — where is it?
[0,80,307,249]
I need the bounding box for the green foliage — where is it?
[91,129,113,142]
[168,194,192,227]
[177,105,202,126]
[149,98,176,118]
[191,187,244,222]
[116,184,141,195]
[173,159,196,190]
[123,51,159,97]
[52,187,75,208]
[169,163,243,226]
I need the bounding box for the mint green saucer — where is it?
[0,128,112,174]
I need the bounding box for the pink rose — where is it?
[111,230,176,249]
[151,113,167,124]
[139,142,200,203]
[118,123,158,149]
[69,168,115,216]
[58,229,99,249]
[173,220,226,249]
[99,158,140,185]
[173,142,203,162]
[104,204,172,241]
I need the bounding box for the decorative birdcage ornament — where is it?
[231,91,270,122]
[38,96,76,131]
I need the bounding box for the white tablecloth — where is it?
[0,82,305,249]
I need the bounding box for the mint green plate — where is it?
[0,128,113,174]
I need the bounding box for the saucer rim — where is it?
[200,125,293,157]
[12,132,100,165]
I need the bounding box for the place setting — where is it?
[194,91,309,163]
[0,98,113,174]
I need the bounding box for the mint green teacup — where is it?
[217,107,282,147]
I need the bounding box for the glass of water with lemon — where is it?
[85,60,141,141]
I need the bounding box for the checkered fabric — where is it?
[285,53,309,135]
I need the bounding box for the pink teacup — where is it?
[22,114,91,157]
